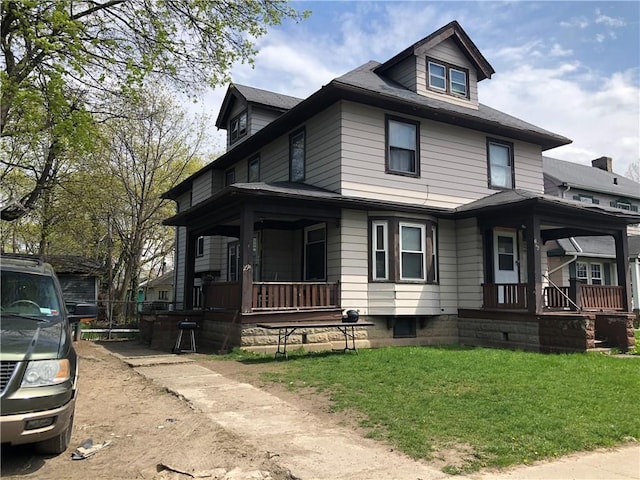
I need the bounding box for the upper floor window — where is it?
[573,194,599,204]
[225,168,235,186]
[230,110,248,144]
[487,138,514,190]
[289,128,305,182]
[248,156,260,182]
[427,58,469,99]
[196,236,204,257]
[386,116,419,177]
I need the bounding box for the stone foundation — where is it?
[458,316,539,351]
[595,314,636,352]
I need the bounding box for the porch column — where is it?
[240,205,254,314]
[525,216,543,314]
[184,231,197,309]
[613,230,632,311]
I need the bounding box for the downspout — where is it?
[562,183,571,199]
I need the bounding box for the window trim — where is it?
[486,137,515,190]
[289,128,306,182]
[590,262,603,285]
[229,110,248,144]
[426,57,470,99]
[399,222,427,281]
[248,155,260,182]
[369,217,438,284]
[385,115,420,177]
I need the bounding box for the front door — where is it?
[494,230,519,303]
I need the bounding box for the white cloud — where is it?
[550,43,573,57]
[595,9,626,28]
[480,64,639,175]
[560,17,590,29]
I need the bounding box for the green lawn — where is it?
[230,345,640,473]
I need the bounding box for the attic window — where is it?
[427,58,469,99]
[230,110,248,143]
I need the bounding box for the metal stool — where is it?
[173,320,197,353]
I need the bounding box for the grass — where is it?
[226,345,640,473]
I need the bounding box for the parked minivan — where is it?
[1,255,96,454]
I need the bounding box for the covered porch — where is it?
[458,190,638,352]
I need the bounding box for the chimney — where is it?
[592,156,613,172]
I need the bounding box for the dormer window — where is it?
[427,58,469,99]
[230,110,247,143]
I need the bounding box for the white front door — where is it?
[494,230,519,303]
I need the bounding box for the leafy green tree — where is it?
[1,0,306,220]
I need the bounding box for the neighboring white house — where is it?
[162,21,640,352]
[138,270,174,311]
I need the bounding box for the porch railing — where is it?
[542,284,625,311]
[580,285,624,311]
[544,286,571,309]
[482,283,527,309]
[252,282,339,311]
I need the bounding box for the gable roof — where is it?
[543,156,640,199]
[374,20,495,81]
[215,83,303,129]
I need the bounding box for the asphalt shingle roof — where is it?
[543,156,640,199]
[233,84,302,111]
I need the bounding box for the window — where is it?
[450,68,467,96]
[228,242,240,281]
[400,223,426,280]
[158,290,168,300]
[487,138,514,189]
[370,218,437,284]
[591,263,603,285]
[248,156,260,182]
[576,262,588,284]
[615,201,631,210]
[192,286,202,308]
[196,236,204,257]
[393,317,416,338]
[372,221,388,280]
[304,224,326,281]
[230,111,247,143]
[427,58,469,98]
[573,194,598,204]
[289,128,305,182]
[386,116,419,176]
[428,61,446,90]
[225,168,235,186]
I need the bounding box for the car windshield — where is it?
[0,270,62,320]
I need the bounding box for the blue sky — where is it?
[197,1,640,177]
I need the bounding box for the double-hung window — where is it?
[450,68,468,96]
[590,263,603,285]
[428,61,446,90]
[289,128,305,182]
[372,221,389,281]
[487,138,514,189]
[576,262,588,284]
[386,116,419,176]
[400,223,426,281]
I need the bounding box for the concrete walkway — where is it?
[104,343,640,480]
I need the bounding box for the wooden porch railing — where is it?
[544,286,571,309]
[252,282,339,311]
[543,284,624,311]
[580,285,624,311]
[482,283,527,309]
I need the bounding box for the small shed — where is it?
[45,255,102,306]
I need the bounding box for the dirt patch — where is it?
[1,341,293,480]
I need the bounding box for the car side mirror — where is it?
[68,303,98,324]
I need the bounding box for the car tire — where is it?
[35,414,74,455]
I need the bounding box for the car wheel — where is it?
[35,414,74,455]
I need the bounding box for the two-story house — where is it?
[543,156,640,311]
[162,21,639,353]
